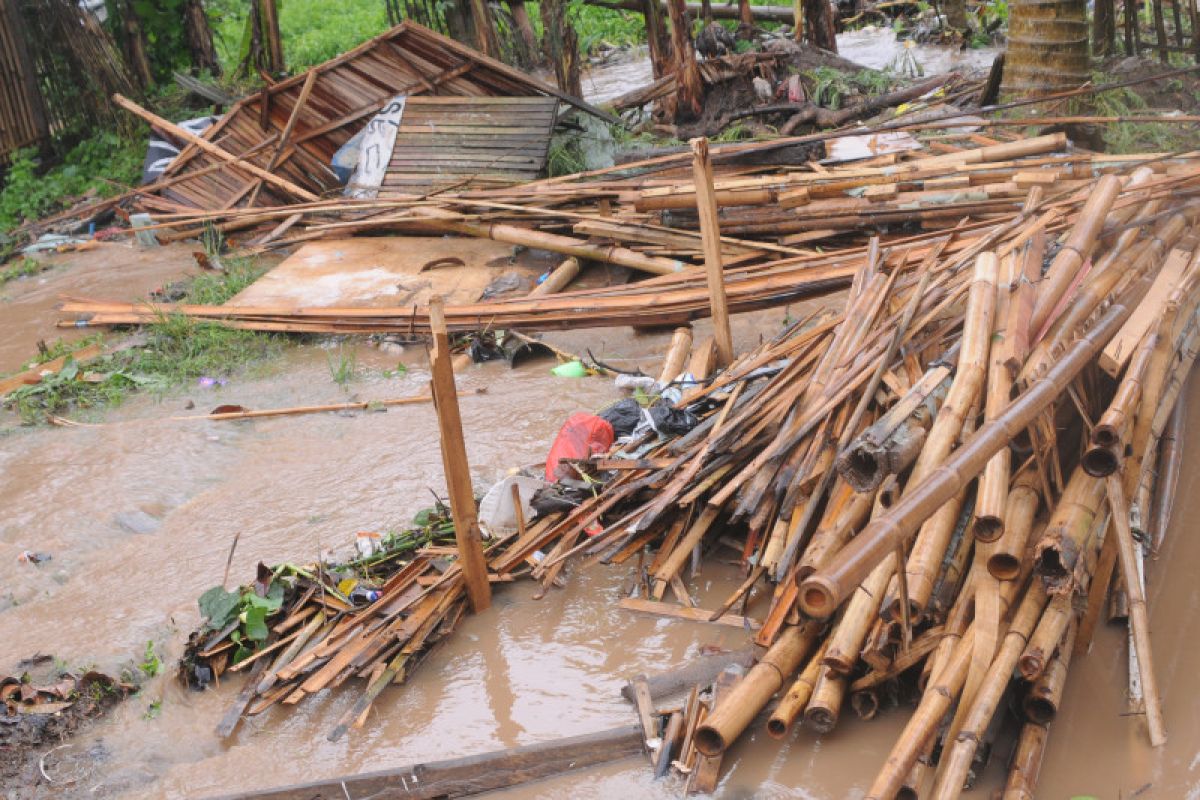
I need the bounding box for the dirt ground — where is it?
[3,237,1200,800]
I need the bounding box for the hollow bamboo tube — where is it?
[866,626,976,800]
[823,552,895,675]
[929,579,1049,800]
[767,640,829,739]
[1002,722,1048,800]
[428,296,491,613]
[690,137,735,366]
[111,94,321,203]
[893,253,997,617]
[1032,466,1106,594]
[1085,331,1157,476]
[987,472,1041,580]
[1001,228,1044,374]
[974,252,1018,540]
[1029,174,1122,334]
[1106,473,1167,747]
[694,622,819,756]
[1018,591,1075,682]
[529,257,581,296]
[804,667,847,734]
[837,366,952,493]
[1023,618,1078,725]
[658,326,694,386]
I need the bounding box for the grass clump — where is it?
[4,260,282,423]
[804,67,893,110]
[0,133,143,234]
[0,258,47,287]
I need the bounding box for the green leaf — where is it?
[59,359,78,381]
[244,605,269,641]
[198,585,240,630]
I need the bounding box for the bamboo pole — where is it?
[1029,174,1122,335]
[529,257,581,296]
[766,640,828,738]
[691,137,735,367]
[893,252,997,619]
[428,296,491,613]
[1106,472,1167,746]
[799,250,1166,618]
[803,667,847,734]
[1023,618,1078,724]
[112,93,319,203]
[659,326,695,385]
[1002,722,1048,800]
[929,579,1049,799]
[986,470,1041,580]
[694,622,819,756]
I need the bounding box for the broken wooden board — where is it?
[379,96,560,195]
[205,725,644,799]
[227,236,541,308]
[618,598,762,630]
[0,343,105,398]
[1100,247,1190,377]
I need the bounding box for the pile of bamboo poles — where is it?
[491,154,1200,796]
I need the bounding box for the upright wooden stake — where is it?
[1106,473,1165,746]
[690,137,735,368]
[429,296,491,613]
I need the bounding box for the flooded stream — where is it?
[582,30,999,106]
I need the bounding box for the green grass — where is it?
[1082,72,1200,154]
[805,67,894,110]
[0,132,143,234]
[209,0,389,72]
[0,257,46,286]
[4,260,282,423]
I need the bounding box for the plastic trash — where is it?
[355,531,381,558]
[551,360,588,378]
[18,551,51,564]
[615,374,657,393]
[648,402,700,435]
[545,413,614,480]
[598,398,643,438]
[478,475,547,537]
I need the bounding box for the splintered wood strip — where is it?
[618,598,762,630]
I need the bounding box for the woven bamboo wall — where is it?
[0,0,50,161]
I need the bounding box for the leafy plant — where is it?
[0,133,143,234]
[140,641,162,678]
[0,257,45,286]
[144,699,163,719]
[805,67,893,110]
[198,579,287,663]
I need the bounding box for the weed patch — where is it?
[4,261,282,423]
[0,133,143,234]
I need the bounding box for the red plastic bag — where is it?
[545,413,614,481]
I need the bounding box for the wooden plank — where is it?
[0,344,105,398]
[1100,248,1190,376]
[206,725,644,799]
[429,296,491,613]
[618,598,761,629]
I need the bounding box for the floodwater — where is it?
[581,31,999,106]
[3,247,1200,800]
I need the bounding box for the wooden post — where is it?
[429,296,492,613]
[690,137,735,367]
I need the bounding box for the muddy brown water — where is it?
[581,32,999,106]
[2,254,1199,798]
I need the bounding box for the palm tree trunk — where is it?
[1002,0,1088,99]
